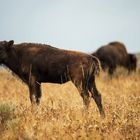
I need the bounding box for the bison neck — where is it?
[6,62,19,75]
[4,54,20,78]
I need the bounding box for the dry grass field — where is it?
[0,57,140,140]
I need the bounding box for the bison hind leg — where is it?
[81,89,90,108]
[75,82,90,109]
[88,77,105,118]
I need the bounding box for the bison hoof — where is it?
[100,111,105,119]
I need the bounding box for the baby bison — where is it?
[0,40,105,118]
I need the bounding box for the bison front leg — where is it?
[28,75,42,105]
[35,82,42,105]
[108,63,116,76]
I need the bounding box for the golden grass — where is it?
[0,69,140,140]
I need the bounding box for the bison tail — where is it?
[90,55,101,76]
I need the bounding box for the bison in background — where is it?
[0,40,105,118]
[92,41,137,75]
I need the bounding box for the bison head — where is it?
[0,40,14,64]
[128,53,137,72]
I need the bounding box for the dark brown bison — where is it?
[92,41,137,75]
[0,40,105,117]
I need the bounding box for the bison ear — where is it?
[8,40,14,46]
[6,40,14,51]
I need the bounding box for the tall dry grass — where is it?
[0,68,140,140]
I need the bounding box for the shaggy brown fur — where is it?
[0,40,105,118]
